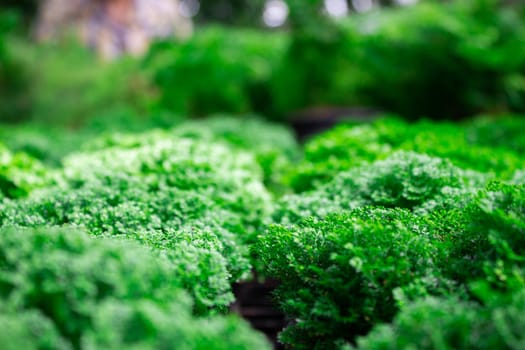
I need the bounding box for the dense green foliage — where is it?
[287,116,525,192]
[350,291,525,350]
[255,115,525,349]
[1,26,155,127]
[1,1,525,348]
[1,136,275,312]
[1,112,524,349]
[273,1,525,118]
[447,182,525,292]
[147,27,287,117]
[466,115,525,154]
[0,124,97,166]
[258,208,450,349]
[0,113,293,348]
[59,137,272,231]
[0,226,270,349]
[3,2,525,123]
[28,44,153,127]
[260,182,525,348]
[85,115,299,190]
[0,143,50,199]
[277,151,485,224]
[346,0,525,119]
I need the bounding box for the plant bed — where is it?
[1,113,525,349]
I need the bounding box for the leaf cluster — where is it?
[257,207,450,349]
[0,226,270,349]
[277,151,484,225]
[1,137,274,311]
[350,290,525,350]
[288,116,524,192]
[259,159,525,349]
[0,143,51,199]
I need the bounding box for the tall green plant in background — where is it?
[350,0,525,119]
[28,42,155,127]
[147,27,287,117]
[271,0,351,117]
[272,0,525,119]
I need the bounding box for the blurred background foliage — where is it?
[0,0,524,128]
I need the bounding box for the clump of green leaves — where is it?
[257,207,450,349]
[84,115,299,193]
[147,26,287,117]
[171,115,300,190]
[272,1,525,119]
[0,227,270,349]
[288,117,524,192]
[277,151,484,224]
[1,137,274,310]
[0,305,70,350]
[354,0,525,119]
[262,159,525,349]
[286,123,391,192]
[447,182,525,293]
[350,290,525,350]
[391,121,525,179]
[60,137,272,232]
[0,143,50,199]
[0,178,249,310]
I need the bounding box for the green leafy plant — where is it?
[84,115,300,192]
[287,116,524,192]
[147,27,287,117]
[0,143,51,199]
[0,136,276,311]
[272,1,525,119]
[263,156,524,349]
[277,151,485,225]
[60,137,273,233]
[285,122,392,192]
[352,0,525,119]
[447,182,525,293]
[350,290,525,350]
[0,226,270,349]
[257,207,449,349]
